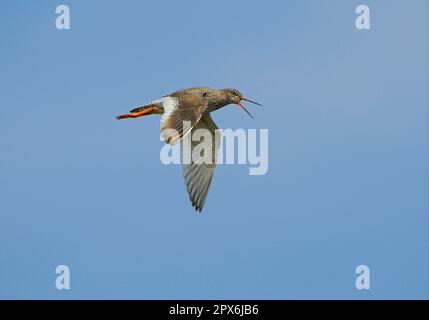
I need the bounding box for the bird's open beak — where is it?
[241,98,262,106]
[237,97,262,119]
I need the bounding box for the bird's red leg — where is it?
[116,107,157,120]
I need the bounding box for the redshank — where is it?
[116,87,261,212]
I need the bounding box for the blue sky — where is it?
[0,0,427,299]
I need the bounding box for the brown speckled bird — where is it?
[116,87,261,212]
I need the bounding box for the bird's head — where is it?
[222,88,262,118]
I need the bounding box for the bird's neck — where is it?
[206,91,231,111]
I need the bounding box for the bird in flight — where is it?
[116,87,261,212]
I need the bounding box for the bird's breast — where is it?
[206,103,228,113]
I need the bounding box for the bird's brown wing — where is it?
[161,91,207,145]
[183,114,220,212]
[170,87,211,95]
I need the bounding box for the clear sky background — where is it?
[0,0,427,299]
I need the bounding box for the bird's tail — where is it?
[116,102,159,120]
[129,105,152,114]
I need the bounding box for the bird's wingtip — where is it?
[193,204,204,213]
